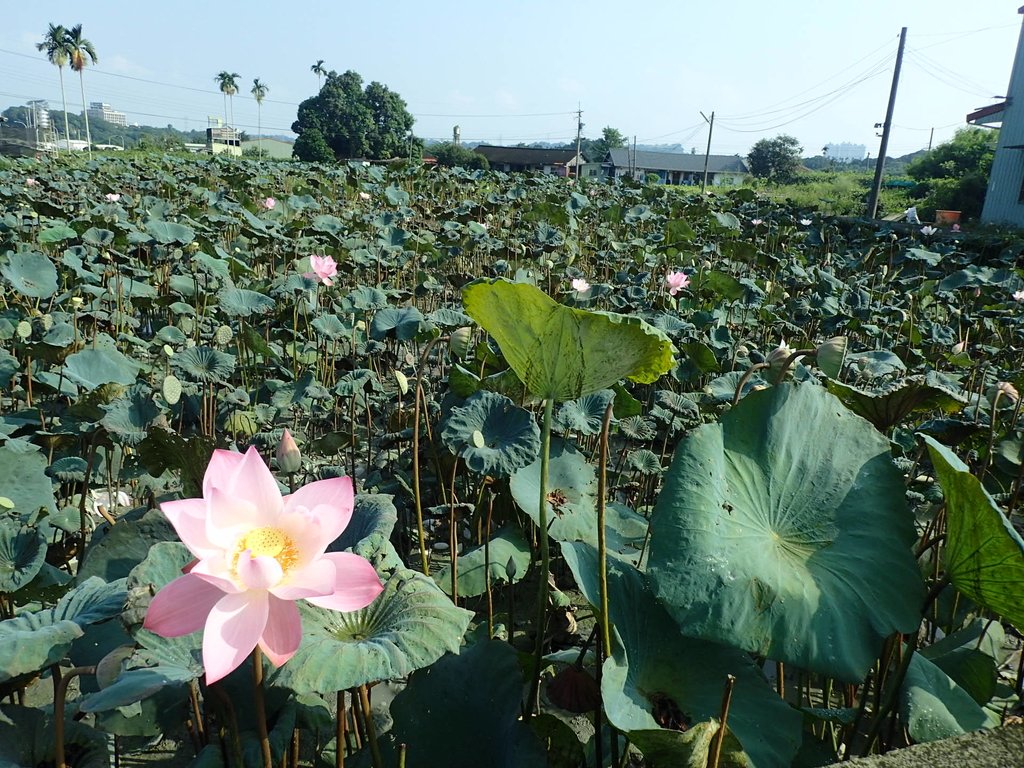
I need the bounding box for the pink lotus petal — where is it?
[143,574,226,637]
[225,447,284,517]
[190,555,243,594]
[305,552,384,612]
[258,596,302,667]
[283,476,354,552]
[203,449,247,499]
[203,591,268,684]
[270,558,336,600]
[237,553,284,590]
[160,497,218,557]
[205,487,262,548]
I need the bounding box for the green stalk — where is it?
[597,402,614,654]
[525,397,555,717]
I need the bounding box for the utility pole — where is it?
[867,27,908,219]
[632,135,637,178]
[574,107,583,179]
[700,110,715,193]
[927,126,934,151]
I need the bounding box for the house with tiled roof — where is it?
[606,147,750,186]
[473,144,585,175]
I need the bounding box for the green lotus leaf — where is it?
[648,383,925,682]
[38,224,79,244]
[370,306,429,341]
[555,389,615,436]
[145,219,195,245]
[561,542,802,768]
[64,347,141,391]
[899,651,997,743]
[433,526,531,598]
[0,443,58,518]
[384,639,547,768]
[327,494,400,569]
[462,278,675,400]
[510,440,647,563]
[345,285,388,311]
[441,390,540,478]
[0,615,82,685]
[79,665,195,713]
[0,349,18,389]
[844,350,907,378]
[217,286,276,318]
[78,509,178,583]
[627,449,663,476]
[82,227,115,247]
[270,569,472,694]
[171,345,236,383]
[0,703,109,768]
[1,251,59,299]
[924,436,1024,631]
[0,519,47,593]
[310,313,351,340]
[100,387,161,445]
[827,373,967,433]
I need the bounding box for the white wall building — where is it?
[87,102,128,127]
[825,142,867,163]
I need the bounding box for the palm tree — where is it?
[250,78,269,159]
[310,60,327,90]
[36,24,71,154]
[214,71,241,127]
[65,24,98,159]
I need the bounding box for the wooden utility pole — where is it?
[574,107,583,179]
[867,27,908,219]
[700,110,715,193]
[928,126,934,151]
[631,135,637,178]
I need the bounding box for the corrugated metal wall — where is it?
[982,13,1024,225]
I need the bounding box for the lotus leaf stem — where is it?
[359,684,384,768]
[525,396,555,717]
[732,362,769,406]
[55,665,96,768]
[709,674,737,768]
[252,647,272,768]
[597,402,614,654]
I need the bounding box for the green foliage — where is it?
[906,128,997,219]
[747,133,803,183]
[580,125,627,162]
[430,141,489,170]
[291,70,420,161]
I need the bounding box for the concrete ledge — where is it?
[844,725,1024,767]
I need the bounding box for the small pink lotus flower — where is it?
[665,271,690,296]
[750,218,763,226]
[952,340,967,355]
[571,278,591,294]
[25,178,38,187]
[305,255,338,286]
[262,197,276,210]
[920,225,937,237]
[105,193,121,203]
[951,223,961,233]
[799,218,812,226]
[276,429,301,474]
[358,191,371,201]
[144,447,384,684]
[1013,289,1024,302]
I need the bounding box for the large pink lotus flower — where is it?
[305,255,338,286]
[665,271,690,296]
[144,447,383,684]
[262,197,276,210]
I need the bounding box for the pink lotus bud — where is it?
[276,429,302,473]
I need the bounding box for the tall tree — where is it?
[581,125,627,162]
[36,23,72,153]
[250,78,269,158]
[292,70,420,162]
[310,59,327,90]
[66,24,98,158]
[746,134,803,183]
[214,71,241,126]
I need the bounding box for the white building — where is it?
[26,100,50,129]
[87,102,128,127]
[825,142,866,163]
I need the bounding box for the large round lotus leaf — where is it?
[0,703,109,768]
[385,639,547,768]
[370,306,428,341]
[0,615,82,684]
[555,389,615,435]
[924,436,1024,631]
[510,439,647,562]
[78,508,177,582]
[64,347,141,391]
[1,251,59,299]
[270,569,472,694]
[144,219,195,245]
[826,373,967,433]
[218,286,276,318]
[899,652,997,743]
[433,526,531,598]
[100,388,161,446]
[561,542,801,768]
[0,443,58,518]
[462,278,675,400]
[648,383,924,682]
[440,390,540,477]
[0,519,47,593]
[171,345,236,383]
[326,493,400,570]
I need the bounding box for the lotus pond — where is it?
[0,154,1023,768]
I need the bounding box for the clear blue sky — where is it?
[0,1,1017,157]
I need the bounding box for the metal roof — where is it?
[473,144,580,165]
[607,147,749,174]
